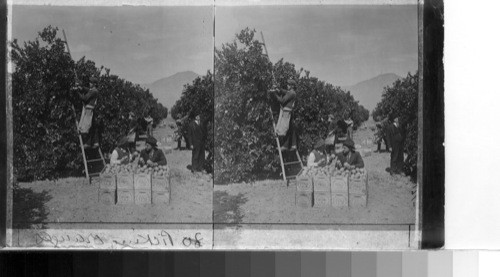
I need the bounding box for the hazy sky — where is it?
[215,5,418,86]
[12,5,214,84]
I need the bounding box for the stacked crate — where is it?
[98,169,116,205]
[348,172,368,207]
[330,174,349,207]
[295,175,313,208]
[313,175,331,207]
[117,172,134,204]
[134,172,152,205]
[152,171,171,205]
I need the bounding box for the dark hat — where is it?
[343,139,355,150]
[118,136,129,147]
[314,139,325,150]
[145,137,158,147]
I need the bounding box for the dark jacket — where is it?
[79,87,98,107]
[140,148,167,166]
[337,151,365,168]
[386,123,403,148]
[188,118,207,148]
[273,88,296,110]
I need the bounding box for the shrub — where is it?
[11,26,168,181]
[170,72,214,173]
[214,28,369,184]
[372,72,418,179]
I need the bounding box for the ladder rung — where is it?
[284,161,301,165]
[87,158,104,163]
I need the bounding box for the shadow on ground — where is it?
[213,191,247,225]
[12,183,52,229]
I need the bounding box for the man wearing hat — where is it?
[386,115,404,175]
[336,138,364,169]
[75,76,100,148]
[307,139,329,167]
[110,136,132,165]
[270,77,297,151]
[139,136,167,167]
[188,113,206,173]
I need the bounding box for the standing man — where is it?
[127,112,139,153]
[375,117,390,153]
[188,113,206,173]
[144,113,154,137]
[175,113,191,150]
[75,76,99,148]
[386,115,404,175]
[270,78,297,151]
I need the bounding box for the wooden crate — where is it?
[349,173,368,194]
[296,175,313,192]
[313,176,330,192]
[98,189,116,205]
[117,173,134,190]
[331,175,348,193]
[135,189,152,205]
[134,172,152,190]
[152,190,170,205]
[117,189,134,204]
[314,191,331,207]
[152,176,170,192]
[295,191,313,208]
[99,170,116,190]
[331,192,348,207]
[349,193,367,207]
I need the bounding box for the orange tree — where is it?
[170,72,214,173]
[372,72,418,179]
[214,28,369,184]
[11,26,168,181]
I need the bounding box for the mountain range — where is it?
[144,71,401,113]
[141,71,200,109]
[342,73,402,113]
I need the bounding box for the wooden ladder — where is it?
[269,107,303,184]
[72,106,106,184]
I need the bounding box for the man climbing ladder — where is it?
[261,32,303,182]
[269,77,298,151]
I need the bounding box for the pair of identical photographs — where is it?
[4,2,436,249]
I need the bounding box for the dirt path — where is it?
[214,118,416,225]
[14,117,213,227]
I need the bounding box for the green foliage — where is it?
[11,26,168,181]
[171,72,214,172]
[214,28,369,184]
[372,72,418,178]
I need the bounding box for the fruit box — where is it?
[134,172,152,190]
[331,192,348,207]
[296,175,313,192]
[152,190,170,205]
[295,191,313,208]
[314,191,331,208]
[349,193,367,208]
[349,173,368,194]
[313,176,330,192]
[152,176,170,192]
[98,189,116,205]
[331,175,349,193]
[99,170,116,190]
[134,189,152,205]
[117,173,134,190]
[117,189,134,205]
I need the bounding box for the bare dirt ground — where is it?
[214,118,416,225]
[14,116,213,227]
